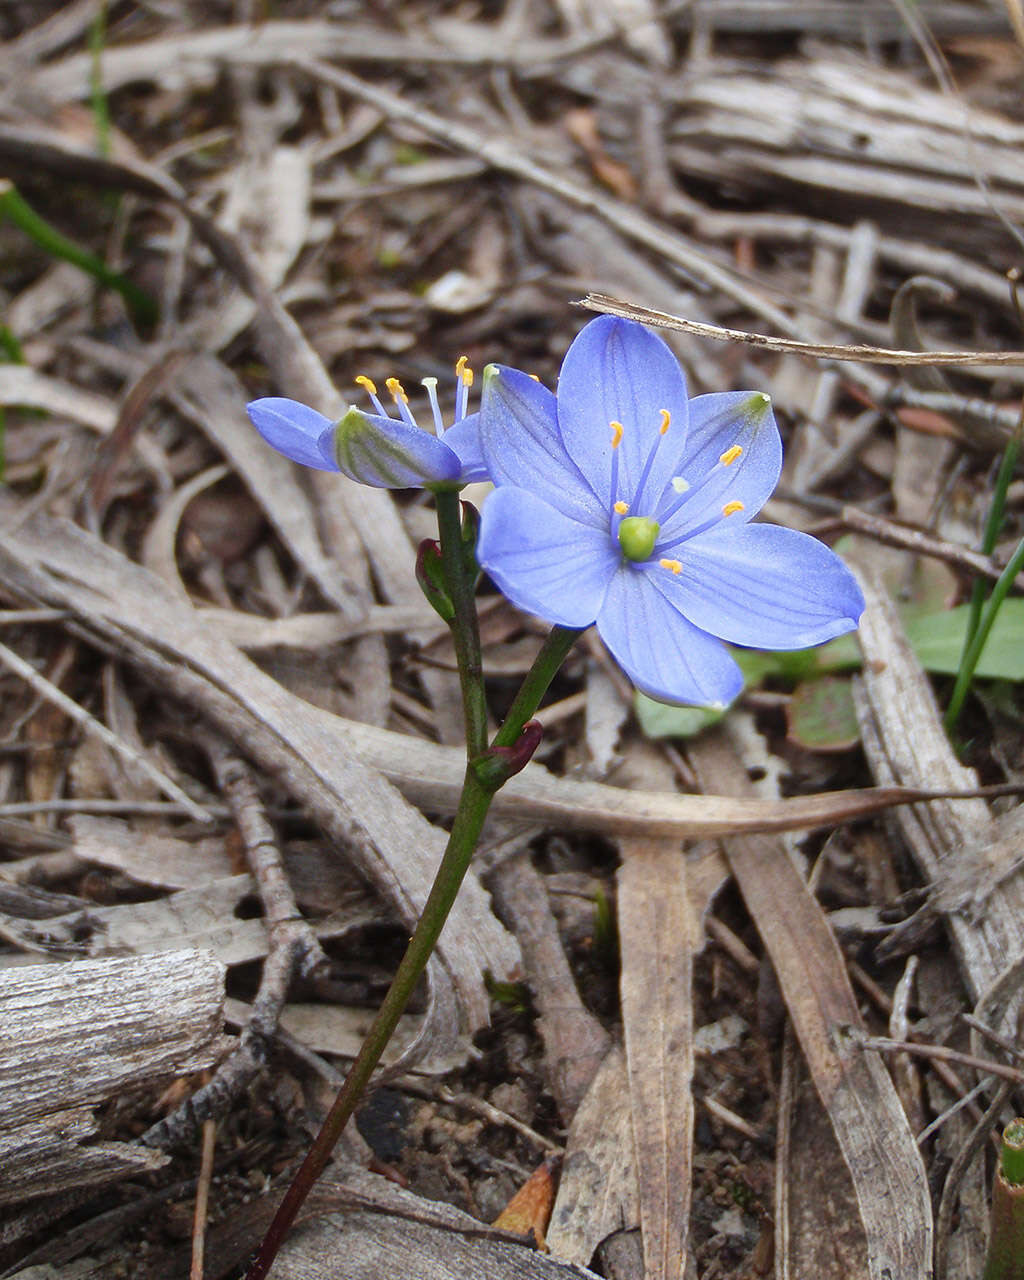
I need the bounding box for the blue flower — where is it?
[246,357,488,489]
[475,315,865,706]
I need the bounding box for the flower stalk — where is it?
[435,491,489,758]
[242,764,495,1280]
[243,494,578,1280]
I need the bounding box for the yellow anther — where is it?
[722,500,745,517]
[610,421,624,448]
[613,500,629,515]
[528,373,541,382]
[455,355,469,378]
[658,409,671,435]
[462,366,474,388]
[385,377,408,404]
[720,444,743,466]
[659,558,683,574]
[355,375,377,396]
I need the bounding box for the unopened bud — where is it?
[471,721,544,791]
[415,539,455,622]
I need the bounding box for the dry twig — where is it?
[143,738,328,1148]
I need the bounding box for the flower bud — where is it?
[471,721,544,791]
[415,540,455,622]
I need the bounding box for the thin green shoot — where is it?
[88,0,112,159]
[946,400,1023,732]
[945,535,1024,730]
[0,181,156,327]
[983,1117,1024,1280]
[0,326,26,485]
[1003,1119,1024,1187]
[0,327,24,364]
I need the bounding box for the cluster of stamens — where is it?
[609,410,745,572]
[354,356,475,433]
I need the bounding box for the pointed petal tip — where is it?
[744,390,772,416]
[597,569,745,708]
[246,396,340,471]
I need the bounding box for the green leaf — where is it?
[786,676,860,751]
[906,600,1024,680]
[485,975,530,1013]
[633,692,729,739]
[807,631,862,674]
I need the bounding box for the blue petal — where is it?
[479,366,605,526]
[333,407,464,488]
[476,487,618,627]
[441,412,490,482]
[656,391,782,542]
[556,317,690,512]
[648,523,865,649]
[596,566,743,706]
[247,398,339,471]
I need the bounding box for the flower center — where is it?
[618,515,660,562]
[606,398,758,568]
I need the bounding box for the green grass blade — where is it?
[945,536,1024,730]
[89,0,112,159]
[0,180,156,326]
[949,403,1023,730]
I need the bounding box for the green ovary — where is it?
[618,515,660,562]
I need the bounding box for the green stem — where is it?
[979,430,1019,562]
[88,0,111,159]
[243,764,495,1280]
[1002,1119,1024,1188]
[0,325,26,486]
[945,535,1024,730]
[244,546,583,1276]
[984,1120,1024,1280]
[492,625,582,749]
[435,490,488,759]
[951,415,1022,733]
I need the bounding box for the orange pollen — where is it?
[613,500,629,514]
[455,355,469,378]
[385,377,408,404]
[722,500,745,517]
[610,421,624,448]
[355,375,377,395]
[658,409,671,435]
[720,445,743,466]
[659,558,683,574]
